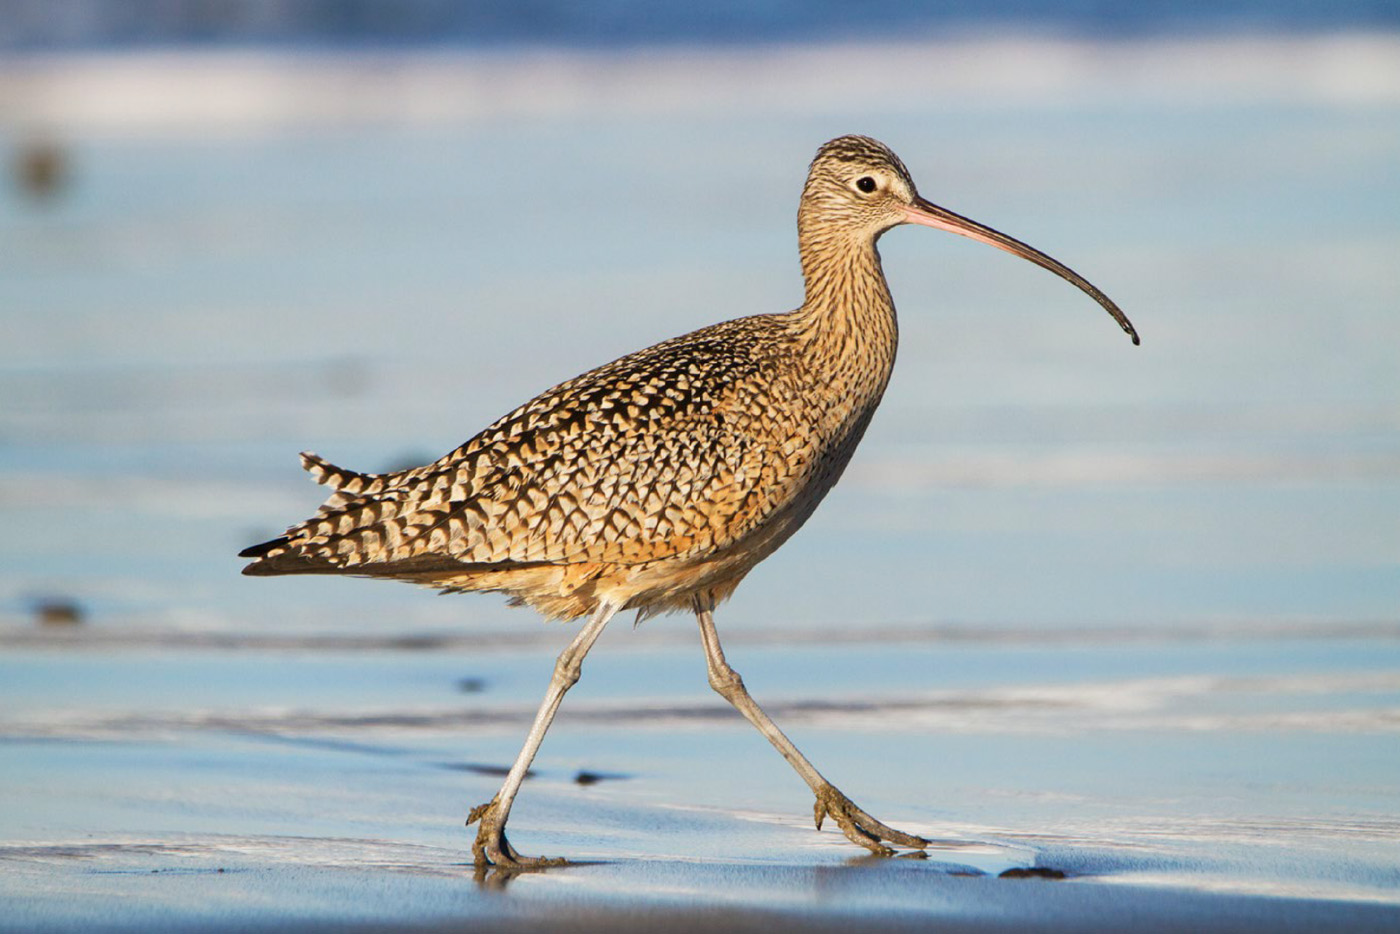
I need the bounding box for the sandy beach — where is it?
[3,26,1399,934]
[4,619,1399,932]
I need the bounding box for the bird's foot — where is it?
[467,797,568,869]
[813,783,929,857]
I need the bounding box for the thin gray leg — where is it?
[694,602,928,856]
[468,599,620,867]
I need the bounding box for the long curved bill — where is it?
[904,196,1139,345]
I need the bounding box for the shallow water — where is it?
[1,32,1398,933]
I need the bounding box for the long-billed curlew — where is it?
[241,135,1138,867]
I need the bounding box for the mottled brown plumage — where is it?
[241,135,1136,868]
[242,138,909,622]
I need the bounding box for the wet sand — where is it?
[3,622,1398,933]
[8,847,1399,934]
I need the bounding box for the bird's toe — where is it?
[813,783,927,855]
[467,798,567,869]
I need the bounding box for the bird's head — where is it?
[801,135,922,241]
[801,134,1139,345]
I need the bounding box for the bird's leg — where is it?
[694,604,928,857]
[467,600,619,869]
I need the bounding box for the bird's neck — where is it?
[793,232,899,390]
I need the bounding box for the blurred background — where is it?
[1,0,1395,638]
[2,3,1399,918]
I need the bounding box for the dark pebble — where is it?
[34,598,85,627]
[999,866,1067,880]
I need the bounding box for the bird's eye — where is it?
[855,176,877,194]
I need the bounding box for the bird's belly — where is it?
[423,492,820,623]
[610,484,830,616]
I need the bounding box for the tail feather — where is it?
[239,535,333,576]
[243,452,395,576]
[300,451,386,495]
[238,536,289,559]
[243,450,441,577]
[241,548,341,576]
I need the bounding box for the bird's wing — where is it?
[251,317,807,574]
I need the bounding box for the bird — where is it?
[240,134,1138,869]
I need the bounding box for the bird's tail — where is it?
[239,451,387,575]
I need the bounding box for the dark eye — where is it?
[855,176,877,193]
